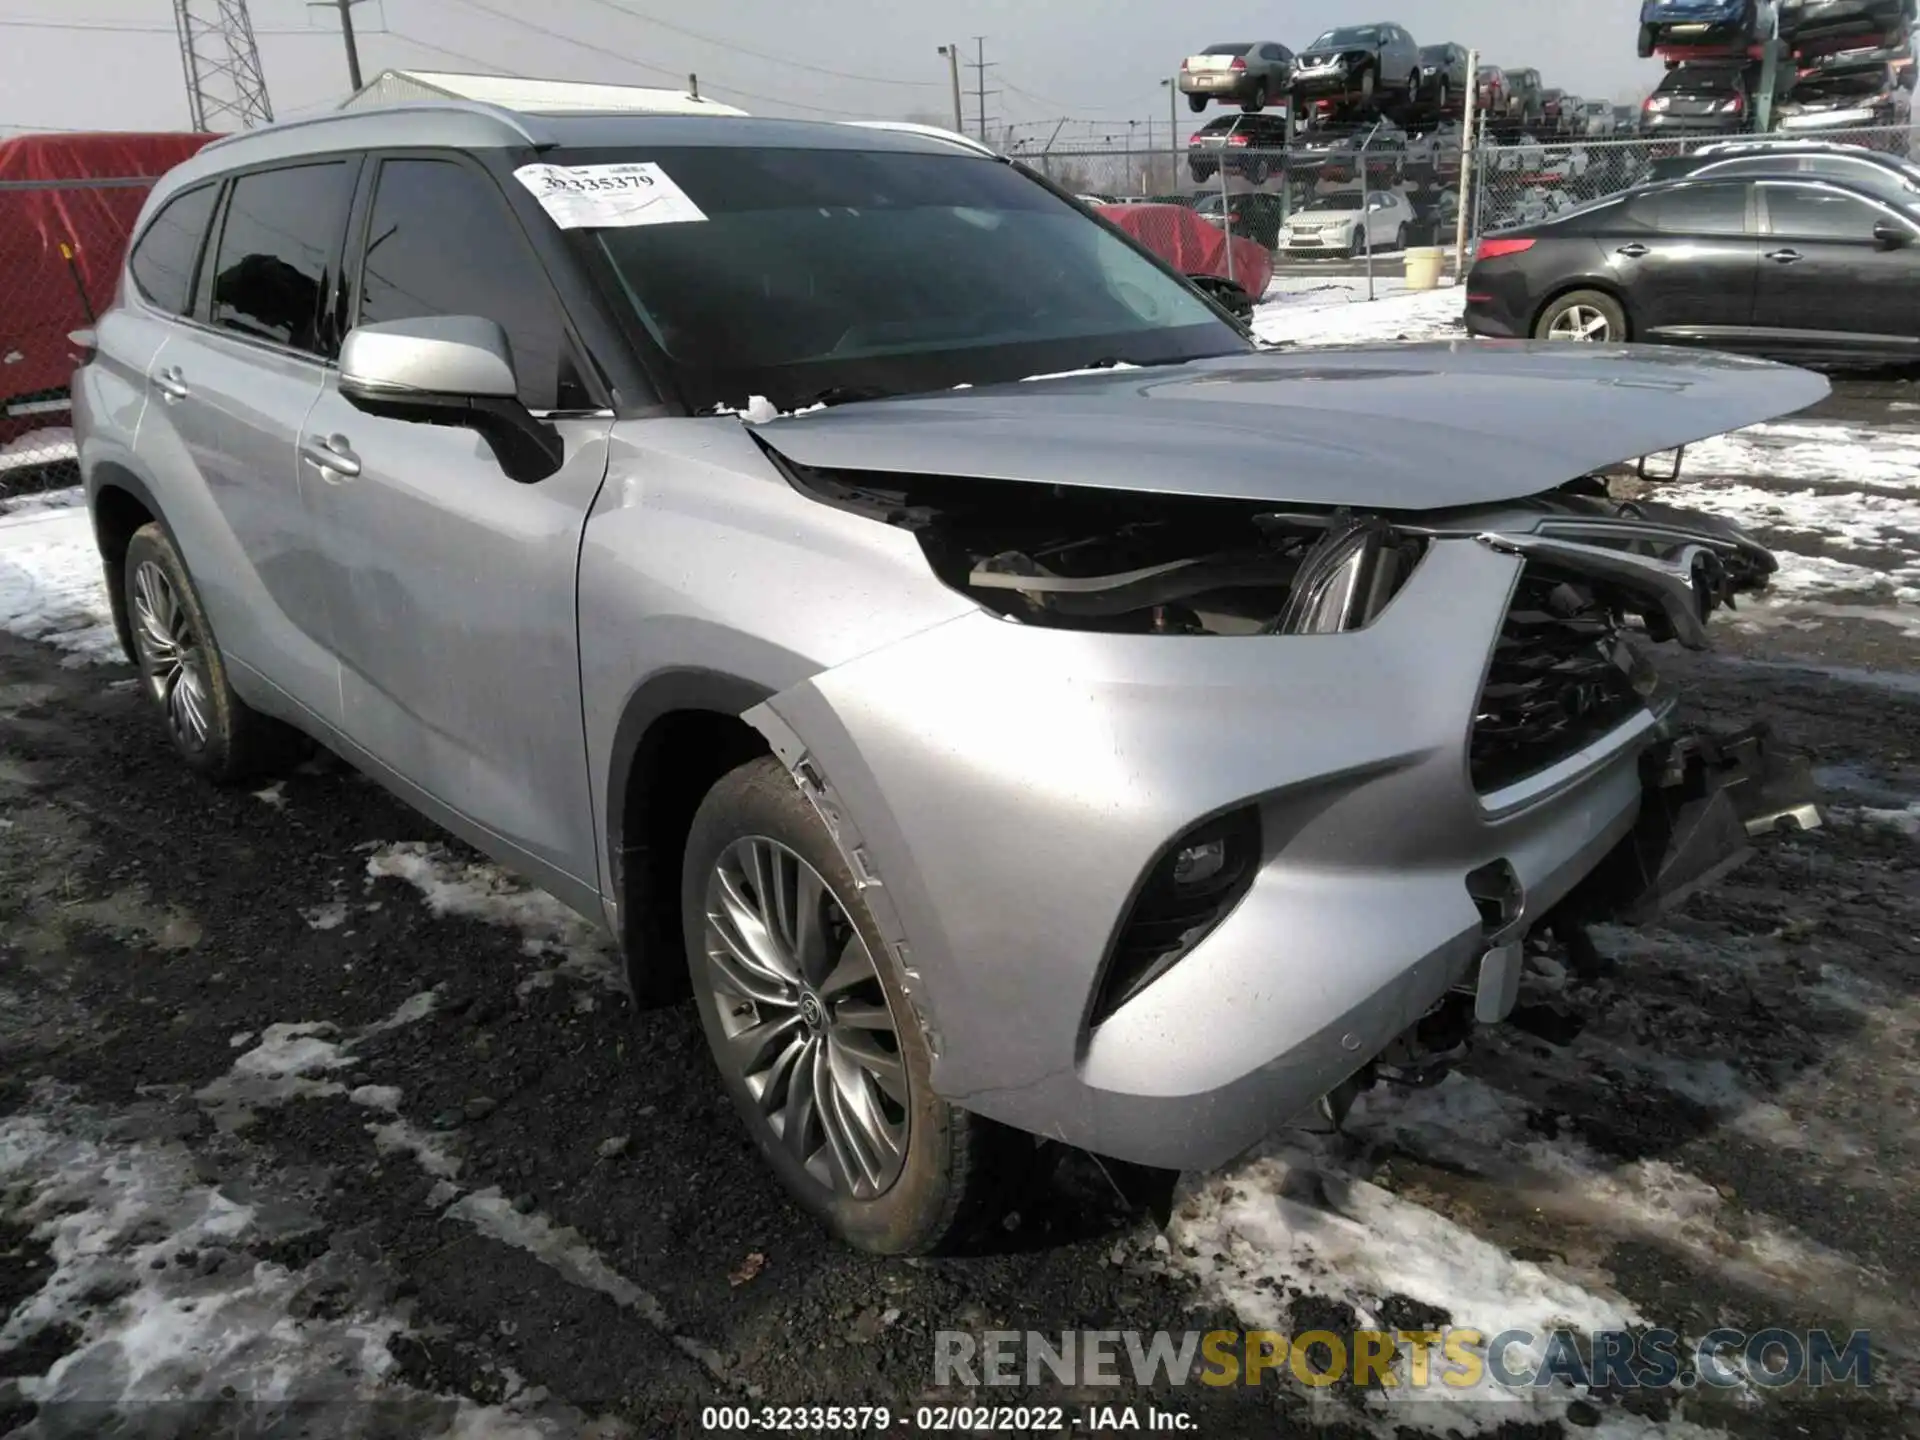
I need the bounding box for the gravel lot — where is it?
[3,317,1919,1436]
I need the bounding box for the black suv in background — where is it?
[1186,112,1291,182]
[1290,22,1421,106]
[1416,44,1471,109]
[1643,64,1753,132]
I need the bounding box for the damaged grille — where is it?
[1470,569,1650,794]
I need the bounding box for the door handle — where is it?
[154,366,189,401]
[1615,243,1649,258]
[300,435,361,479]
[1765,248,1803,264]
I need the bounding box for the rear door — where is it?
[1753,179,1920,356]
[132,159,358,722]
[298,151,614,896]
[1612,181,1760,341]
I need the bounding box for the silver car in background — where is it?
[75,103,1821,1255]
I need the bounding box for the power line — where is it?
[379,28,510,74]
[428,0,910,120]
[568,0,943,89]
[0,15,356,36]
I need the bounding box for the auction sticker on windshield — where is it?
[513,162,708,229]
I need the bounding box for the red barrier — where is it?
[1,131,217,441]
[1097,203,1273,303]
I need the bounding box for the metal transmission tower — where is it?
[173,0,275,132]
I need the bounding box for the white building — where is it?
[339,70,748,117]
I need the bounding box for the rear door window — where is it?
[209,162,356,357]
[129,183,219,316]
[1629,182,1750,235]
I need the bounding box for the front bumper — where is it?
[746,537,1800,1171]
[1292,65,1361,97]
[1644,112,1750,133]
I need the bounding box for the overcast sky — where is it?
[5,0,1666,142]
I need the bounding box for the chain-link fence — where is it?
[1,176,154,494]
[1020,122,1914,300]
[1472,124,1914,233]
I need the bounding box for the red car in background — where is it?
[1,131,215,449]
[1096,202,1272,316]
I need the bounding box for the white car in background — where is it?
[1277,189,1415,256]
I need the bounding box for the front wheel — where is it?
[1436,80,1451,111]
[121,523,301,782]
[682,756,1029,1254]
[1535,289,1628,343]
[1393,222,1409,250]
[1638,23,1657,59]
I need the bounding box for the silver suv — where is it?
[76,102,1822,1254]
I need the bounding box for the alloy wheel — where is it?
[1548,305,1613,342]
[130,560,212,751]
[701,836,909,1200]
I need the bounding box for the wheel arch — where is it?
[87,461,169,663]
[605,668,777,1003]
[1530,277,1634,340]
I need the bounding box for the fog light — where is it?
[1172,838,1228,888]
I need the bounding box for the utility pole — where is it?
[936,44,964,134]
[965,36,1001,144]
[1455,47,1480,277]
[307,0,367,93]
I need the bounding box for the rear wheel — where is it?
[1638,24,1657,59]
[1188,93,1208,113]
[682,756,1029,1254]
[122,523,300,783]
[1536,289,1628,343]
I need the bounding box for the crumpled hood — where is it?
[754,342,1829,512]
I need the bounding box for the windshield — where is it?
[567,146,1244,411]
[1791,69,1892,101]
[1311,27,1381,49]
[1201,43,1254,55]
[1312,193,1367,211]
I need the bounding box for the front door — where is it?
[1611,180,1760,341]
[1754,180,1920,357]
[300,153,613,896]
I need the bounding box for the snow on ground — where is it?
[0,426,74,475]
[1253,282,1466,347]
[0,490,119,664]
[362,841,622,997]
[0,1088,613,1438]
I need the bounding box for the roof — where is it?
[149,102,993,218]
[339,68,748,118]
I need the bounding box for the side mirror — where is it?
[1873,219,1910,249]
[1186,273,1254,320]
[339,315,564,485]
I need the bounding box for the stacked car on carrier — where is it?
[1636,0,1916,140]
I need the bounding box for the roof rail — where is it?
[839,120,996,157]
[199,99,550,154]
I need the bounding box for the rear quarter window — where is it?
[129,183,219,316]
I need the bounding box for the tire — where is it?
[682,756,1028,1255]
[1188,93,1207,114]
[1393,222,1409,250]
[121,522,301,783]
[1639,24,1656,58]
[1350,226,1366,258]
[1437,80,1451,111]
[1534,289,1629,344]
[1247,156,1271,185]
[1360,67,1377,102]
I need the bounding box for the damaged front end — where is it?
[763,441,1823,1129]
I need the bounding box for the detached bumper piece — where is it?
[1563,722,1822,926]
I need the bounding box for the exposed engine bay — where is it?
[770,451,1779,648]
